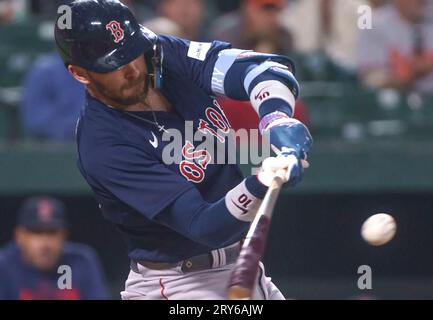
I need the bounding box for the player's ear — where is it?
[68,65,90,85]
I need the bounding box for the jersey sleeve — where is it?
[156,186,249,249]
[159,35,233,95]
[159,35,299,120]
[87,143,194,220]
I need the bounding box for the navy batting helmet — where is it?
[54,0,161,80]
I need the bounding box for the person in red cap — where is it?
[210,0,292,54]
[0,197,108,300]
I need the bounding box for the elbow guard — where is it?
[244,61,300,118]
[211,49,297,101]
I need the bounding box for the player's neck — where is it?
[118,88,173,112]
[141,87,173,112]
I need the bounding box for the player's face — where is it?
[15,227,66,272]
[86,54,149,107]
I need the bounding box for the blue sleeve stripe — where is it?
[243,61,287,94]
[211,49,249,96]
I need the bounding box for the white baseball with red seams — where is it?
[361,213,397,246]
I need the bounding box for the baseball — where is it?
[361,213,397,246]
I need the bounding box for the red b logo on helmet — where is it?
[106,20,125,43]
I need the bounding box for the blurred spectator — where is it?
[20,53,85,142]
[429,0,433,20]
[368,0,389,8]
[356,0,433,94]
[0,0,27,24]
[143,17,184,37]
[281,0,367,72]
[144,0,205,41]
[213,0,241,13]
[119,0,152,22]
[0,197,108,300]
[210,0,293,55]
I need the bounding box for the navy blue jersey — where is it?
[77,36,248,262]
[0,242,108,300]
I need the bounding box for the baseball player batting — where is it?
[54,0,312,300]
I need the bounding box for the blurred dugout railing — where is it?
[302,82,433,140]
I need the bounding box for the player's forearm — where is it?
[156,176,267,249]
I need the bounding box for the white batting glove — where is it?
[257,154,302,187]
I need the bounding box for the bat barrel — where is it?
[227,215,271,299]
[227,171,288,300]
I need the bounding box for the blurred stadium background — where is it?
[1,0,433,299]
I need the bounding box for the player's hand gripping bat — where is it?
[227,155,298,300]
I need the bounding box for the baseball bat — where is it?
[227,155,298,300]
